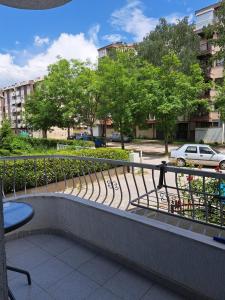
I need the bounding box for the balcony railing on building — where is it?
[2,155,225,231]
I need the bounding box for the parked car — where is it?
[93,137,106,148]
[170,144,225,169]
[110,133,131,142]
[67,133,92,141]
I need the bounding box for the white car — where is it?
[170,144,225,169]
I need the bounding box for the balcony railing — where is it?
[199,41,212,54]
[1,155,225,229]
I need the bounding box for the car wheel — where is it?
[219,161,225,170]
[177,158,186,167]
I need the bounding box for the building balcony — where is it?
[199,41,213,56]
[208,65,224,79]
[2,155,225,299]
[191,111,220,123]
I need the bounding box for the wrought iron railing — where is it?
[1,155,225,229]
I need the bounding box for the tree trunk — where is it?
[102,120,106,137]
[133,125,137,139]
[164,135,169,155]
[121,131,125,150]
[67,127,71,139]
[90,126,93,139]
[42,129,47,139]
[0,188,8,300]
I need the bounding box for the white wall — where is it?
[8,193,225,300]
[195,127,225,143]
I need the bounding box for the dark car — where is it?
[111,133,131,142]
[67,133,92,141]
[93,137,107,148]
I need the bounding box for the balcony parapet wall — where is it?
[6,193,225,300]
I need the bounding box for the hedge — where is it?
[19,136,94,149]
[1,148,129,194]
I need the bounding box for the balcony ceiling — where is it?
[0,0,71,9]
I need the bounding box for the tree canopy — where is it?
[206,0,225,61]
[25,80,61,138]
[25,47,207,152]
[144,53,208,153]
[75,63,101,137]
[98,51,148,149]
[26,59,83,138]
[138,17,200,74]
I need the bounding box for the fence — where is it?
[1,155,225,229]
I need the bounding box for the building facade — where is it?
[0,80,38,133]
[98,42,135,58]
[194,2,224,143]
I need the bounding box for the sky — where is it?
[0,0,218,87]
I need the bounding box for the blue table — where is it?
[4,201,34,234]
[3,201,34,300]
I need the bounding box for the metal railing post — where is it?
[157,161,167,189]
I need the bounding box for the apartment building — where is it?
[0,80,40,133]
[98,42,135,58]
[194,2,225,143]
[0,79,73,139]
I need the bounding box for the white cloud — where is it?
[34,35,50,47]
[0,32,98,88]
[102,34,123,43]
[110,0,185,42]
[88,24,100,45]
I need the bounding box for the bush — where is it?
[10,137,32,152]
[0,149,11,156]
[19,137,94,149]
[1,148,129,194]
[0,119,15,151]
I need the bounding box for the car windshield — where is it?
[212,148,220,154]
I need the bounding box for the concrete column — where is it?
[222,122,225,144]
[0,191,8,299]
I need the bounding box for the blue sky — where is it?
[0,0,217,87]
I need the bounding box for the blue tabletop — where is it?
[3,201,34,233]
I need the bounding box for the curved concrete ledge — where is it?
[6,193,225,300]
[0,0,71,10]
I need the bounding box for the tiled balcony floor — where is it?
[6,234,184,300]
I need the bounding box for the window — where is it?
[199,147,214,155]
[185,146,197,154]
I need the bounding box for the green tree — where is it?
[138,17,200,74]
[206,0,225,61]
[98,51,147,149]
[43,59,82,138]
[25,80,61,138]
[25,59,84,138]
[145,54,208,154]
[0,119,14,150]
[215,82,225,128]
[75,64,101,137]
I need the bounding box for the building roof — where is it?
[2,77,42,91]
[195,2,221,16]
[98,42,134,52]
